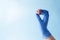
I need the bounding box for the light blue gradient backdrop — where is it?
[0,0,60,40]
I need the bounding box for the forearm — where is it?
[45,35,55,40]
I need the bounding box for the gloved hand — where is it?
[36,9,51,38]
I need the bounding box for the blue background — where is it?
[0,0,60,40]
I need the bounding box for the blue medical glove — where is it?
[36,10,51,38]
